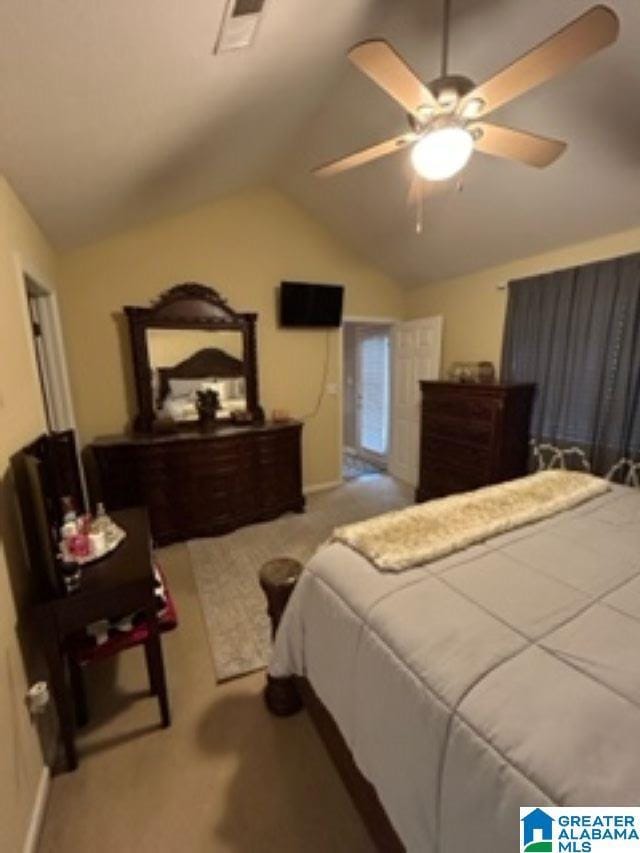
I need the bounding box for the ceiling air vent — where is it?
[214,0,267,54]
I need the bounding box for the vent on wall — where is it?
[214,0,267,54]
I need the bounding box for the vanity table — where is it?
[90,283,304,545]
[35,506,171,770]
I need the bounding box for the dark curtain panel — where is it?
[501,252,640,485]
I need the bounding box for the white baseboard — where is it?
[304,479,343,495]
[23,766,50,853]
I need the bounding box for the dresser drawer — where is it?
[182,442,241,466]
[421,435,492,474]
[416,382,534,504]
[91,422,304,544]
[423,393,500,424]
[418,457,488,500]
[421,411,495,447]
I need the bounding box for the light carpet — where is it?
[188,475,411,681]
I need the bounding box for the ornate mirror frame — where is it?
[125,283,260,432]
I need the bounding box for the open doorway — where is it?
[342,321,392,481]
[24,274,76,432]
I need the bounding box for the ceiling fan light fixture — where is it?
[417,104,435,120]
[317,6,619,182]
[411,124,473,181]
[461,97,485,118]
[436,87,458,111]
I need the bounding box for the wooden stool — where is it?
[259,557,303,639]
[259,557,304,717]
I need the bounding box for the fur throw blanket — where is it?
[333,470,609,572]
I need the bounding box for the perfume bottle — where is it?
[94,501,116,547]
[58,555,81,593]
[92,502,108,533]
[60,495,78,539]
[88,503,108,556]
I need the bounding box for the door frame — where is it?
[15,252,77,434]
[338,315,397,480]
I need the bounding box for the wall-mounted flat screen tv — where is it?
[279,282,344,328]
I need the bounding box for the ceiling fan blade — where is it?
[461,5,619,118]
[348,39,438,119]
[472,122,567,167]
[313,133,416,178]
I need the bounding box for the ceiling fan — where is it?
[313,2,619,183]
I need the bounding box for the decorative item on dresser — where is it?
[416,381,535,502]
[89,282,304,545]
[447,359,496,384]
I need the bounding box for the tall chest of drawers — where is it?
[416,382,535,502]
[90,422,304,546]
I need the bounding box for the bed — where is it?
[153,346,247,422]
[269,478,640,852]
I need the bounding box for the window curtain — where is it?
[501,252,640,486]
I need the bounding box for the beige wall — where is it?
[407,224,640,376]
[0,176,58,852]
[57,186,404,487]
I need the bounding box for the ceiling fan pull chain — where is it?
[440,0,451,78]
[415,183,424,235]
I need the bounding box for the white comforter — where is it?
[270,484,640,852]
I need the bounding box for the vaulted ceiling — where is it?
[0,0,638,284]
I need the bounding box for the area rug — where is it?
[188,476,410,681]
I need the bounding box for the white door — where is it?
[389,316,443,486]
[355,326,391,462]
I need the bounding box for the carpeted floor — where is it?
[188,475,411,681]
[38,476,411,853]
[39,543,375,853]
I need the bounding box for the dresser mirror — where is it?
[125,283,260,432]
[147,328,247,423]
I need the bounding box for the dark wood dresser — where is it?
[416,382,535,502]
[89,421,304,546]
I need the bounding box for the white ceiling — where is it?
[0,0,638,284]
